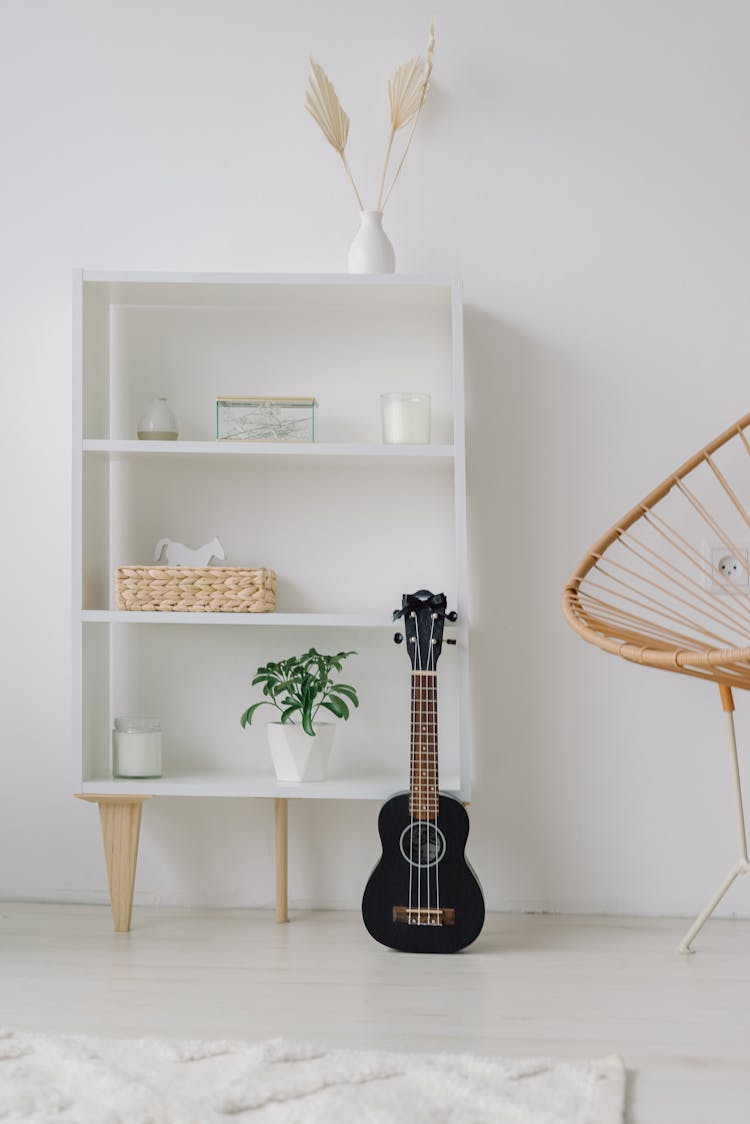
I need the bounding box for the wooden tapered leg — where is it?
[75,795,151,932]
[274,797,288,923]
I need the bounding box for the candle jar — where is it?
[112,717,163,779]
[380,393,431,444]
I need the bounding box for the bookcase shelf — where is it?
[73,270,471,929]
[83,439,456,462]
[78,770,462,801]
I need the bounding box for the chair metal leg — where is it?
[678,686,749,953]
[678,859,749,954]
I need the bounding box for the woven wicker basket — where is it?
[115,566,277,613]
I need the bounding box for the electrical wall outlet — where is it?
[703,542,750,592]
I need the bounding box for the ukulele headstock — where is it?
[393,589,456,672]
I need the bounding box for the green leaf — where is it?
[240,701,267,728]
[333,684,359,706]
[302,710,316,737]
[323,695,348,720]
[302,681,315,723]
[280,704,300,724]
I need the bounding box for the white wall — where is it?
[3,0,750,918]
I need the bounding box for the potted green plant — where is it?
[240,648,359,782]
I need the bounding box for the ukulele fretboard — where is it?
[409,671,439,820]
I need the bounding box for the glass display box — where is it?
[216,397,318,442]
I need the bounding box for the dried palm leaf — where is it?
[306,57,350,152]
[378,21,435,212]
[388,57,428,132]
[306,57,364,210]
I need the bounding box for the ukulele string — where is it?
[408,654,415,923]
[413,612,424,924]
[426,611,436,923]
[428,613,440,924]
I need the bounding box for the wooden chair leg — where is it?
[274,797,288,923]
[75,795,151,932]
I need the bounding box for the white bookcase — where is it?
[72,271,472,927]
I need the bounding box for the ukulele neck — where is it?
[409,671,439,821]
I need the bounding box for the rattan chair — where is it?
[563,413,750,952]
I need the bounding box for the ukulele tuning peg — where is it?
[446,638,457,645]
[393,632,404,644]
[446,610,458,622]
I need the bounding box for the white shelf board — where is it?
[81,271,457,310]
[78,770,462,800]
[82,440,455,466]
[82,270,455,285]
[82,611,400,627]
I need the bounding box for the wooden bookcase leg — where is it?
[75,795,151,932]
[274,797,288,923]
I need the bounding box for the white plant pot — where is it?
[266,722,336,782]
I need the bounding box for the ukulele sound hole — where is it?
[399,822,446,868]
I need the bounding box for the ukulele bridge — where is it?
[393,906,456,927]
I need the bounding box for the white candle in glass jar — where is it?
[113,718,163,778]
[380,393,431,444]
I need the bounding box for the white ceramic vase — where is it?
[348,211,396,274]
[266,722,335,782]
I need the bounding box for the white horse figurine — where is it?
[154,536,226,567]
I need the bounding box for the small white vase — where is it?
[266,722,336,782]
[137,396,179,440]
[348,211,396,274]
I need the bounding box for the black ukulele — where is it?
[361,590,484,953]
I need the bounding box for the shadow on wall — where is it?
[461,305,641,907]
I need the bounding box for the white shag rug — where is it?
[0,1029,625,1124]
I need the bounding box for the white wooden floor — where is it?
[1,904,749,1123]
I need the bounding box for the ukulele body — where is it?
[362,791,485,954]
